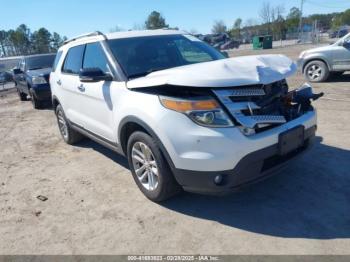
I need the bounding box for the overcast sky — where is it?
[1,0,349,37]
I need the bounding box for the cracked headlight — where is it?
[32,76,47,85]
[159,96,234,127]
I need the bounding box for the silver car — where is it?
[298,33,350,82]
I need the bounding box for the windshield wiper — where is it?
[128,67,168,79]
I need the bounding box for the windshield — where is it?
[107,34,225,78]
[336,32,350,45]
[26,54,56,70]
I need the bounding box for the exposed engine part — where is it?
[283,83,324,120]
[292,83,324,108]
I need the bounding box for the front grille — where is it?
[212,81,289,133]
[251,115,286,123]
[214,88,266,97]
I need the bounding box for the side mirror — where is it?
[13,68,22,75]
[79,68,113,82]
[221,51,229,58]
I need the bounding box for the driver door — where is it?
[332,35,350,71]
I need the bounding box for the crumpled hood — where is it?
[127,54,297,89]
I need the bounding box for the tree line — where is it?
[113,8,350,41]
[110,11,171,32]
[0,24,67,57]
[2,6,349,58]
[212,4,350,41]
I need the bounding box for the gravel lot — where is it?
[0,44,349,255]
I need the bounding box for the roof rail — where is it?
[63,31,106,45]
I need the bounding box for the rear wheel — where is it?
[127,131,181,202]
[304,60,329,82]
[17,89,27,101]
[55,104,84,145]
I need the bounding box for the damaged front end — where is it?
[128,54,322,135]
[212,81,323,135]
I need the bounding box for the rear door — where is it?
[76,42,115,141]
[59,44,86,126]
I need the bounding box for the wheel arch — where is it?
[302,56,331,73]
[118,116,176,170]
[52,95,61,110]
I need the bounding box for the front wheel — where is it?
[17,88,27,101]
[304,60,329,82]
[29,89,42,109]
[127,131,181,202]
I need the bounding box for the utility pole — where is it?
[299,0,305,41]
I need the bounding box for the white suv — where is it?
[50,30,321,202]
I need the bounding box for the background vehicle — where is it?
[298,33,350,82]
[0,71,13,84]
[13,53,56,108]
[338,29,349,38]
[202,33,240,50]
[220,39,240,50]
[51,30,319,202]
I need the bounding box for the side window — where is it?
[52,51,63,72]
[83,42,110,74]
[62,45,85,74]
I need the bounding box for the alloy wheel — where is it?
[131,142,159,191]
[307,64,322,81]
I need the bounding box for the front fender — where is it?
[301,54,331,72]
[117,115,177,170]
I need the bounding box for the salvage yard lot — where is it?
[0,44,350,254]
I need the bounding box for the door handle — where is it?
[77,84,85,92]
[56,80,62,86]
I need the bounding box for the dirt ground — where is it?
[0,44,349,255]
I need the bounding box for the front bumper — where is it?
[173,126,316,194]
[32,84,51,101]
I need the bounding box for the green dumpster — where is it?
[253,35,272,50]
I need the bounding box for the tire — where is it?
[29,89,42,109]
[304,60,329,82]
[55,104,84,145]
[127,131,181,202]
[17,88,27,101]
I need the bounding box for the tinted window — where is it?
[26,55,56,70]
[52,51,63,72]
[108,34,224,78]
[62,45,85,74]
[83,42,110,73]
